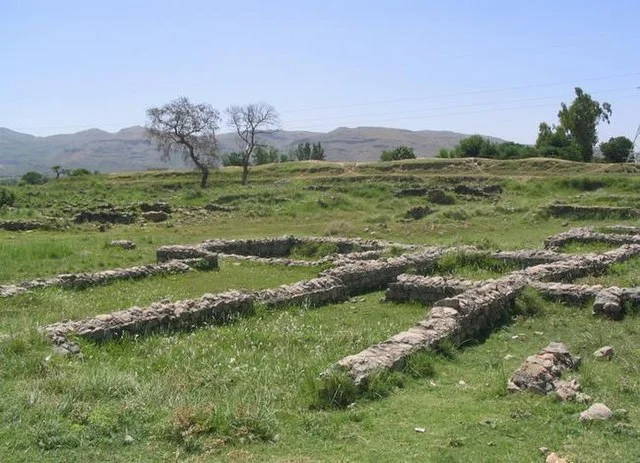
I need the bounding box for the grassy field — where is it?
[1,158,640,462]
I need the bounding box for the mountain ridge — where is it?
[0,125,506,176]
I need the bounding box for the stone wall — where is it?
[45,291,253,349]
[386,275,482,304]
[74,209,137,224]
[0,259,214,298]
[332,273,527,385]
[255,276,348,308]
[545,203,640,220]
[327,243,640,384]
[544,227,640,250]
[320,247,446,295]
[0,220,45,231]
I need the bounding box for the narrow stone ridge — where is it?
[44,291,253,346]
[544,227,640,250]
[545,203,640,220]
[255,277,348,308]
[0,220,45,231]
[332,273,527,385]
[327,244,640,385]
[489,249,567,265]
[531,281,640,309]
[0,259,211,298]
[156,244,218,263]
[171,235,420,260]
[522,245,640,281]
[386,275,483,304]
[319,247,448,295]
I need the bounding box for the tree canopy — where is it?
[556,87,612,162]
[146,97,220,188]
[380,146,416,161]
[226,103,280,184]
[600,136,634,163]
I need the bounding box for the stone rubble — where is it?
[139,202,171,213]
[593,346,614,361]
[110,239,136,250]
[579,403,613,422]
[141,211,169,222]
[74,209,137,224]
[507,342,588,402]
[405,206,433,220]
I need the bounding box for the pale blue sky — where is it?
[2,0,639,143]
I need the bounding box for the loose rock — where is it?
[579,403,613,422]
[110,240,136,250]
[593,345,614,361]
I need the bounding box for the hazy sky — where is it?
[2,0,639,143]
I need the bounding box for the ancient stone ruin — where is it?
[33,227,640,396]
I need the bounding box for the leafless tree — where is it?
[226,102,280,184]
[146,97,220,188]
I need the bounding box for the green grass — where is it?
[431,251,522,280]
[574,256,640,287]
[1,160,640,461]
[559,241,622,254]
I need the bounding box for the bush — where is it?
[221,152,244,167]
[600,136,634,163]
[21,171,47,185]
[70,168,92,176]
[0,188,15,208]
[380,146,416,161]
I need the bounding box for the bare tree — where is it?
[51,165,63,180]
[226,102,280,185]
[146,97,220,188]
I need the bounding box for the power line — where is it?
[285,92,640,132]
[282,86,637,126]
[279,71,640,114]
[7,73,640,134]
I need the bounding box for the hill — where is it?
[0,125,504,176]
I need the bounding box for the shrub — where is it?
[70,168,92,176]
[380,146,416,161]
[21,171,48,185]
[513,287,545,317]
[0,188,16,208]
[600,136,634,163]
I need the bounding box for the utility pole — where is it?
[628,124,640,163]
[629,87,640,163]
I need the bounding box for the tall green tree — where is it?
[599,136,634,163]
[311,142,325,160]
[456,135,486,157]
[295,142,312,161]
[557,87,612,162]
[535,123,581,161]
[252,146,280,165]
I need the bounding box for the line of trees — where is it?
[438,87,635,163]
[221,142,326,168]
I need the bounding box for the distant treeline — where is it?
[221,142,325,167]
[388,87,636,164]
